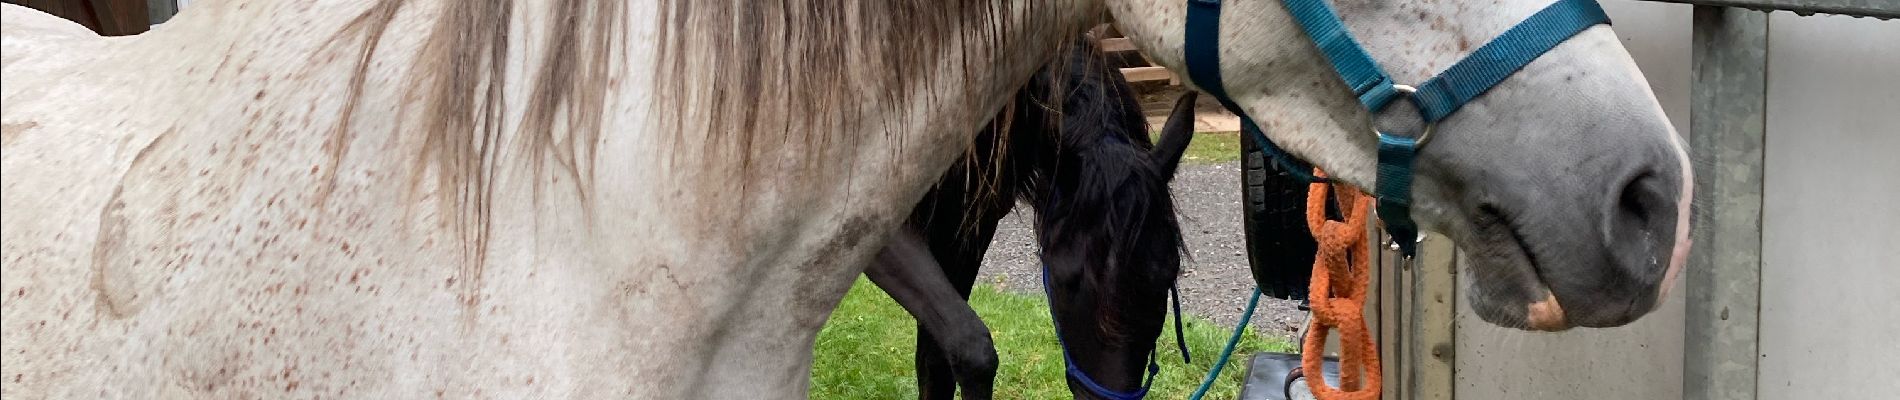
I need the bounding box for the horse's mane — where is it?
[652,0,1071,196]
[323,0,1073,282]
[323,0,629,287]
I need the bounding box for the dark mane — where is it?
[889,37,1195,397]
[945,38,1187,339]
[1016,40,1185,247]
[1027,41,1187,339]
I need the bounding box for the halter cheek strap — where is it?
[1185,0,1330,185]
[1184,0,1611,257]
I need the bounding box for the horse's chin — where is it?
[1453,196,1677,331]
[1455,204,1574,331]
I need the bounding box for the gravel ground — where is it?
[973,160,1309,342]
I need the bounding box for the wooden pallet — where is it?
[1094,25,1179,85]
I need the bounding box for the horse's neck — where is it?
[1105,0,1385,189]
[5,0,1120,396]
[47,0,1116,280]
[1103,0,1572,192]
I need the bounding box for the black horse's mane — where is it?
[1022,42,1186,263]
[961,38,1189,337]
[888,37,1195,396]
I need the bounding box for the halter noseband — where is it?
[1038,261,1186,400]
[1185,0,1612,257]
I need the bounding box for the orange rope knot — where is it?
[1301,169,1381,400]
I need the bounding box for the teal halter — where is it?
[1184,0,1612,257]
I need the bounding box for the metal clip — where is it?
[1386,232,1427,253]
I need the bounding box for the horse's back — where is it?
[2,4,106,73]
[2,4,100,42]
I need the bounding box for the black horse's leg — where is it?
[924,214,1005,399]
[867,229,998,400]
[914,329,959,400]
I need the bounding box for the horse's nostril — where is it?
[1619,171,1659,227]
[1606,169,1674,271]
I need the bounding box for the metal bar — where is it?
[1684,5,1768,400]
[148,0,178,25]
[1641,0,1898,19]
[1373,230,1400,400]
[1374,230,1395,400]
[1372,233,1455,400]
[1391,233,1408,400]
[1410,236,1456,400]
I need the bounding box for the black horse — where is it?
[864,39,1200,400]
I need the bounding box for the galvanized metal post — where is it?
[1374,232,1455,400]
[1685,6,1768,400]
[1412,237,1455,400]
[149,0,179,25]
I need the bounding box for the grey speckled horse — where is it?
[2,0,1687,397]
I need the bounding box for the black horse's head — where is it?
[1019,41,1199,398]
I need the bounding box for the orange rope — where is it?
[1301,169,1381,400]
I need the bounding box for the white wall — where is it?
[1455,3,1900,400]
[1758,12,1900,399]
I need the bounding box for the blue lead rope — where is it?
[1186,287,1261,400]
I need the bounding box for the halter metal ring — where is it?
[1386,84,1436,146]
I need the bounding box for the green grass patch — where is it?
[812,277,1293,400]
[1153,131,1242,165]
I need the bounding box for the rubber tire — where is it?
[1240,130,1320,300]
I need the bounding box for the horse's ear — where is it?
[1151,92,1199,180]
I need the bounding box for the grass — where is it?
[1153,131,1242,165]
[811,277,1294,400]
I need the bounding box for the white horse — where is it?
[1,0,1689,397]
